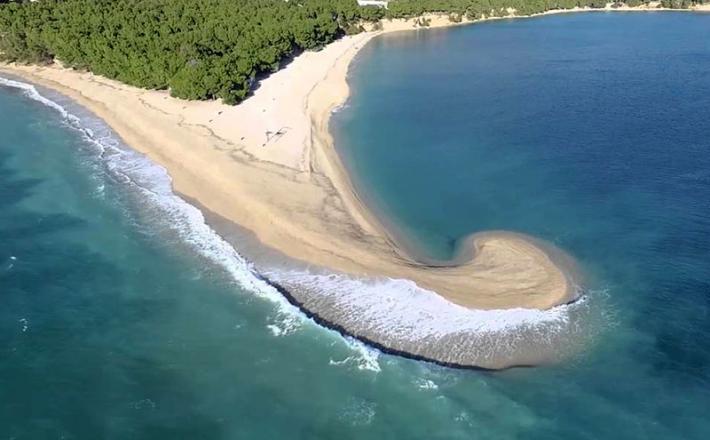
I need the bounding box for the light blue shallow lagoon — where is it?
[2,11,710,439]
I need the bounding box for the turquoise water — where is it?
[2,12,710,439]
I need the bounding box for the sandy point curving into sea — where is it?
[0,14,588,313]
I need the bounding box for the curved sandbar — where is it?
[0,14,605,371]
[0,19,576,312]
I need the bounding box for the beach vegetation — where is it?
[660,0,700,7]
[0,0,381,104]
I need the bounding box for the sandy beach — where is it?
[4,7,675,312]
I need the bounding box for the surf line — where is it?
[251,271,540,372]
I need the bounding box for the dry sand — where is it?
[7,7,687,311]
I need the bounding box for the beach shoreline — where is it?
[2,5,695,315]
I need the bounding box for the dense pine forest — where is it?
[0,0,707,103]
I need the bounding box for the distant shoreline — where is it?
[2,6,703,368]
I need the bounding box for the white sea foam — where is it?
[0,77,80,123]
[415,378,439,390]
[265,269,579,340]
[331,103,349,113]
[329,336,382,372]
[266,324,286,336]
[266,313,302,336]
[344,337,382,372]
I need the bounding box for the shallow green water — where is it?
[2,12,710,439]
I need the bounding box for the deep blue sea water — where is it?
[2,11,710,439]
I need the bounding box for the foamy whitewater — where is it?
[0,76,588,369]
